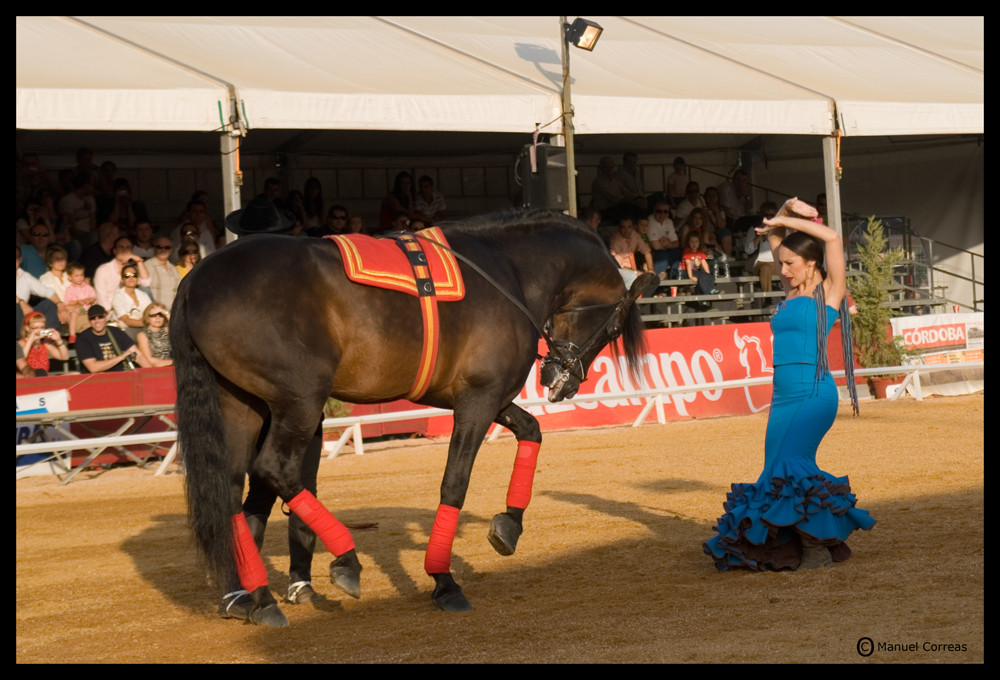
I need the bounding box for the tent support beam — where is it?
[822,134,843,240]
[221,132,242,244]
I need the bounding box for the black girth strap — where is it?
[387,231,436,297]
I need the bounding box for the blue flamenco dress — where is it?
[704,296,875,570]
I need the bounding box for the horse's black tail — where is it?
[170,288,238,592]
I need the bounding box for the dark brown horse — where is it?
[172,210,655,626]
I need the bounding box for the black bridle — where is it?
[403,230,627,385]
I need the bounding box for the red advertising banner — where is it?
[425,321,858,437]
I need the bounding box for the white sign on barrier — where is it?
[16,390,71,478]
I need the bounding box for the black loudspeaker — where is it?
[517,143,567,210]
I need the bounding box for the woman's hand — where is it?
[779,196,819,219]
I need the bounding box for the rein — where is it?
[400,230,625,362]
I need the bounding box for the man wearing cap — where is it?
[217,195,326,621]
[73,304,151,373]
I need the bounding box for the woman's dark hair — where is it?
[781,230,860,415]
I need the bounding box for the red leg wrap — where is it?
[232,513,268,592]
[424,504,460,574]
[287,489,355,556]
[506,440,541,510]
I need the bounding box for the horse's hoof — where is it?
[431,572,473,612]
[330,549,362,599]
[219,590,254,620]
[249,603,289,627]
[488,512,522,556]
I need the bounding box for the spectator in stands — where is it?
[590,156,631,224]
[263,177,281,201]
[16,196,57,245]
[58,172,98,246]
[308,204,350,238]
[716,168,754,226]
[135,302,172,367]
[74,304,150,373]
[175,243,201,279]
[16,244,64,339]
[609,215,654,290]
[614,152,647,213]
[815,193,828,224]
[72,147,101,189]
[578,207,607,246]
[284,190,308,234]
[104,178,138,233]
[131,219,156,259]
[682,231,719,298]
[743,201,779,298]
[348,215,366,234]
[80,222,119,281]
[16,153,58,218]
[680,208,729,278]
[144,236,182,311]
[171,222,206,262]
[18,221,55,279]
[414,175,448,224]
[62,262,97,342]
[16,342,35,378]
[674,180,707,223]
[303,177,325,232]
[379,172,416,233]
[666,156,689,209]
[173,202,218,256]
[93,236,151,311]
[646,200,681,278]
[111,262,153,342]
[39,246,71,324]
[94,160,119,213]
[703,186,728,244]
[18,311,69,377]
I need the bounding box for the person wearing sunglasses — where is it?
[74,304,150,373]
[175,245,201,279]
[93,235,151,310]
[144,237,182,310]
[110,262,153,342]
[135,304,172,367]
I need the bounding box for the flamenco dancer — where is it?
[704,197,875,571]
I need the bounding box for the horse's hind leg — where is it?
[488,404,542,557]
[217,381,288,627]
[254,399,363,601]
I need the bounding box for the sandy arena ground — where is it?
[16,394,983,664]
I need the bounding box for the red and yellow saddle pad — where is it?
[326,227,465,300]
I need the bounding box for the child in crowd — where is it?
[682,232,719,297]
[62,262,98,342]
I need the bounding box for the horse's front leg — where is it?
[488,403,541,557]
[426,402,495,612]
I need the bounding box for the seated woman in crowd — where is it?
[135,302,173,367]
[19,311,70,377]
[111,262,153,342]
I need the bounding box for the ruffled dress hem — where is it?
[703,459,875,571]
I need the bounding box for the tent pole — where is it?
[822,134,843,241]
[220,132,242,243]
[560,17,578,217]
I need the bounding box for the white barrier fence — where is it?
[15,361,983,481]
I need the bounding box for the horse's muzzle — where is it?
[540,351,582,402]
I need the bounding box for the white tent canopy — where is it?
[16,16,984,138]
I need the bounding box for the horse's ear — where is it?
[626,272,659,303]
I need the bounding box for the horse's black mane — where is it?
[441,208,608,252]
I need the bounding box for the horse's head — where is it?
[540,272,656,402]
